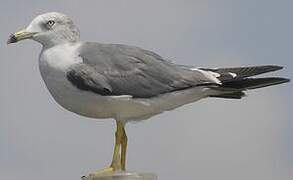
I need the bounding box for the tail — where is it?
[202,65,290,99]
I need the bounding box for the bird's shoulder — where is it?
[77,42,173,67]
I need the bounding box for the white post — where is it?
[81,171,157,180]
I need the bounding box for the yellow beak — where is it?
[7,29,37,44]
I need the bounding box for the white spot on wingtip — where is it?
[208,71,221,78]
[191,68,220,78]
[229,72,237,78]
[191,68,222,84]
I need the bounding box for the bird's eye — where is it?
[46,20,55,28]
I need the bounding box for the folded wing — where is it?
[66,43,219,98]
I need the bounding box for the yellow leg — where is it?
[110,121,123,170]
[121,124,128,171]
[90,121,124,176]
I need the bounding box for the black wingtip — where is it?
[265,65,284,71]
[272,77,290,83]
[281,78,290,83]
[221,77,290,90]
[263,77,290,87]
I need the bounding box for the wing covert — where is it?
[66,42,219,98]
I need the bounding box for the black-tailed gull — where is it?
[7,12,290,176]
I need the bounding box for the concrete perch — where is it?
[81,171,157,180]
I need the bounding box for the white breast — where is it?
[39,43,82,72]
[39,43,113,118]
[39,43,81,99]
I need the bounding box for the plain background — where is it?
[0,1,292,180]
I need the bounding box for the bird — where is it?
[7,12,289,176]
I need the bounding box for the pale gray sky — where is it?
[0,1,292,180]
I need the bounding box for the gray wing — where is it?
[66,42,219,98]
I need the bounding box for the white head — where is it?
[8,12,80,47]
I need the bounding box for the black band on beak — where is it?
[7,30,37,45]
[7,34,18,44]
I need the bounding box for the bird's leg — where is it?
[110,121,123,170]
[89,121,123,176]
[121,124,128,171]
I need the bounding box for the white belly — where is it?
[39,44,209,122]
